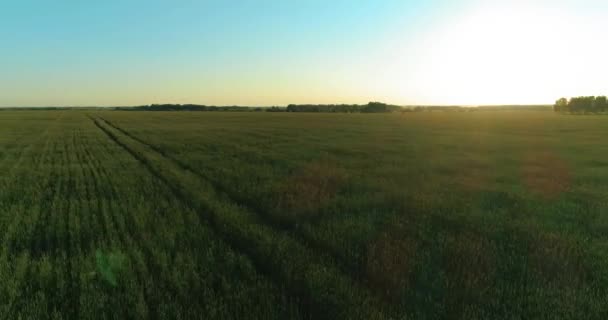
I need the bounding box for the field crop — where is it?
[0,110,607,319]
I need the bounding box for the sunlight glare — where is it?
[402,2,608,105]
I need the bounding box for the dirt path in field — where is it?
[89,115,388,320]
[96,116,367,274]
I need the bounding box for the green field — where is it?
[0,110,606,319]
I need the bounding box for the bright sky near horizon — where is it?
[1,0,607,107]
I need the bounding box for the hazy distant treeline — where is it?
[554,96,608,113]
[286,102,401,113]
[117,102,405,113]
[115,104,258,112]
[0,103,552,112]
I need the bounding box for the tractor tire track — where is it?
[80,122,160,319]
[90,115,387,320]
[98,117,370,286]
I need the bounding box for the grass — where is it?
[0,110,607,319]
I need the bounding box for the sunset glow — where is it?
[1,0,607,106]
[401,1,608,105]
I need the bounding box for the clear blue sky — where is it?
[1,0,606,106]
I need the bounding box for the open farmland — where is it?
[0,110,607,319]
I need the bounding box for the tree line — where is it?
[286,102,402,113]
[116,102,404,113]
[554,96,608,113]
[115,104,258,112]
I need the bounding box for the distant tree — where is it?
[568,97,591,113]
[361,102,401,113]
[556,96,608,114]
[595,96,607,113]
[554,98,568,113]
[582,96,596,113]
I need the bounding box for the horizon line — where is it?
[0,103,554,109]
